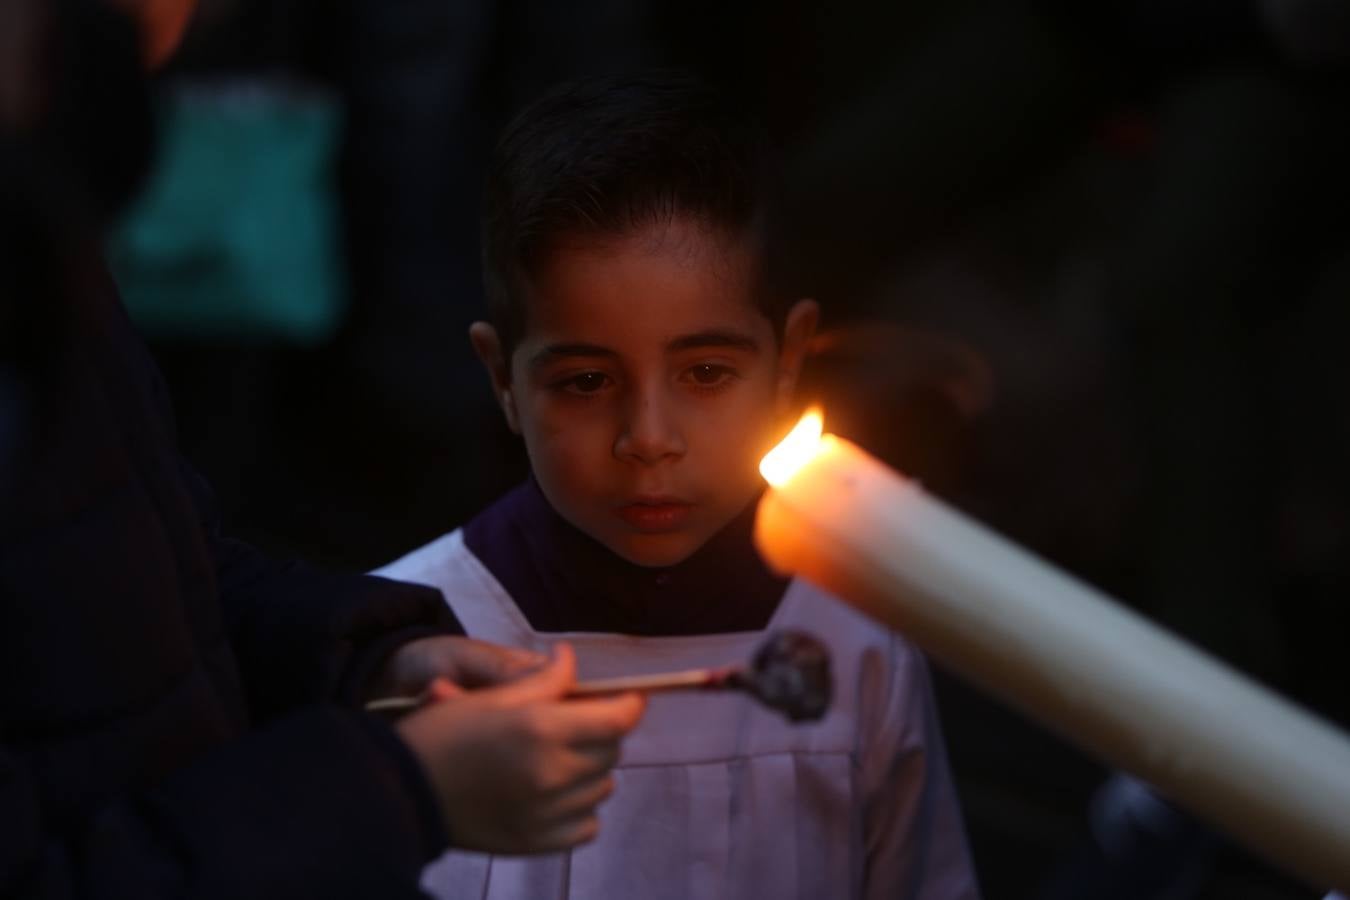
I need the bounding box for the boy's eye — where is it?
[685,364,736,387]
[561,372,611,394]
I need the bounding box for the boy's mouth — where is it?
[617,496,693,532]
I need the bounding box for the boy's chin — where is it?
[607,533,706,569]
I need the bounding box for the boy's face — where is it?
[472,217,817,568]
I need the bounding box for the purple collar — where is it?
[463,479,789,635]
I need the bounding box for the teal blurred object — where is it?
[109,81,345,344]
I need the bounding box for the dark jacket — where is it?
[0,251,458,898]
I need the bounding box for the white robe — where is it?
[377,529,980,900]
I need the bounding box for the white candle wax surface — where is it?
[755,431,1350,892]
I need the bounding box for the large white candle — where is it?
[755,410,1350,892]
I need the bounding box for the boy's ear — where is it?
[774,299,820,412]
[468,321,522,433]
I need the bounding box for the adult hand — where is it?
[105,0,197,67]
[368,634,545,702]
[396,643,646,854]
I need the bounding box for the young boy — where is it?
[378,73,980,899]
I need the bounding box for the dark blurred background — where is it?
[91,0,1350,897]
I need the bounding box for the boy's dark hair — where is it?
[482,71,779,356]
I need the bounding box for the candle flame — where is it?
[760,408,824,486]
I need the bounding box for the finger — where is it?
[530,743,620,794]
[567,740,621,776]
[542,691,647,743]
[526,813,602,853]
[481,642,576,707]
[538,772,617,822]
[443,637,548,688]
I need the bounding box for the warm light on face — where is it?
[759,408,824,487]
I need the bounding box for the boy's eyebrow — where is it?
[529,343,619,368]
[529,330,762,368]
[666,329,762,353]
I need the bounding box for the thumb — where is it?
[423,677,465,702]
[482,642,576,707]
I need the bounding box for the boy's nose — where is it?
[614,395,686,465]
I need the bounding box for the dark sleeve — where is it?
[0,707,447,899]
[179,462,465,720]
